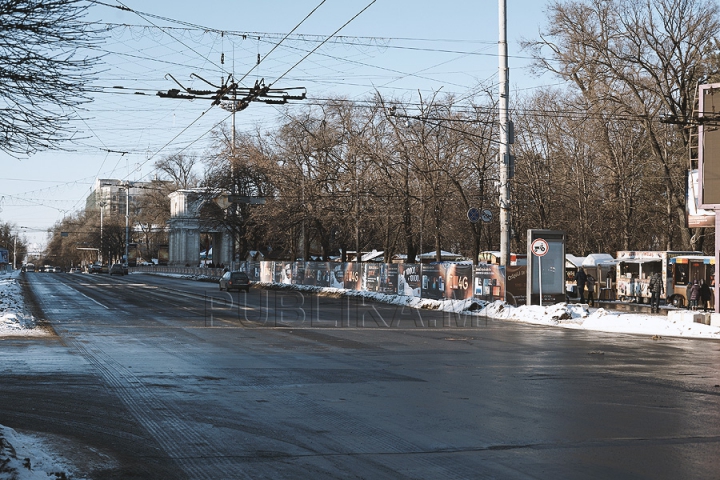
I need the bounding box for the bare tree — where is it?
[153,153,200,189]
[524,0,720,249]
[0,0,103,156]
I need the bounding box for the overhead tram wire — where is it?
[103,1,224,72]
[94,0,313,182]
[252,33,471,91]
[273,0,377,87]
[131,111,234,184]
[236,0,329,86]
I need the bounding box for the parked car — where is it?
[88,264,104,274]
[69,267,82,273]
[219,271,250,292]
[109,263,127,276]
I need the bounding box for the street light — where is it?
[121,186,129,264]
[98,201,106,263]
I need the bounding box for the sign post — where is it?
[531,238,549,306]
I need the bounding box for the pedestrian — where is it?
[689,280,701,310]
[648,271,663,313]
[699,279,712,312]
[586,273,596,307]
[576,267,587,303]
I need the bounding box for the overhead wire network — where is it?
[4,0,555,242]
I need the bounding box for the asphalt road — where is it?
[3,271,720,479]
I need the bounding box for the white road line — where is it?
[78,291,110,310]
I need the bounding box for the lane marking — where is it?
[78,290,110,310]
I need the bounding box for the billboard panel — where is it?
[474,263,506,303]
[699,83,720,207]
[398,264,422,297]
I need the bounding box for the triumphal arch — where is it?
[167,189,233,267]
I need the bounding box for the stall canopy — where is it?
[582,253,615,267]
[670,256,715,265]
[566,255,586,269]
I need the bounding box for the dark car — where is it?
[219,271,250,292]
[109,263,126,276]
[88,264,104,274]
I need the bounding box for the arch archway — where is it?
[168,190,233,267]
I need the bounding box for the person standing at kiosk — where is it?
[649,271,663,313]
[576,267,587,303]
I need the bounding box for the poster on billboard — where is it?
[364,263,381,292]
[275,261,293,284]
[421,263,446,299]
[343,263,362,290]
[444,263,474,300]
[300,262,337,287]
[474,263,506,302]
[506,265,527,306]
[0,249,8,264]
[259,262,274,283]
[330,263,345,288]
[398,264,422,297]
[302,262,320,285]
[292,262,305,286]
[378,263,399,294]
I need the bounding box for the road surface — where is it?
[2,271,719,479]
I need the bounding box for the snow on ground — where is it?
[0,424,84,480]
[0,271,49,338]
[258,282,720,340]
[1,270,719,477]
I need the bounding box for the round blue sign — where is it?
[467,208,481,223]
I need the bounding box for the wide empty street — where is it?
[2,272,720,479]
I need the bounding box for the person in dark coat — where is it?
[576,267,587,303]
[648,272,663,313]
[586,273,596,307]
[699,279,712,312]
[688,280,701,310]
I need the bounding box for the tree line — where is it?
[41,0,720,266]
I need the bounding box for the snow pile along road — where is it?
[0,425,82,480]
[257,281,720,340]
[0,272,49,337]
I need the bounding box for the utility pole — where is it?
[125,185,129,264]
[99,201,106,264]
[498,0,512,267]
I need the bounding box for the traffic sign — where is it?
[467,208,481,223]
[531,238,549,257]
[481,209,493,223]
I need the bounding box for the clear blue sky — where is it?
[2,0,555,249]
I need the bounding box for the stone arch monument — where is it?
[168,189,233,267]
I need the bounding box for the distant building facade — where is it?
[85,178,150,214]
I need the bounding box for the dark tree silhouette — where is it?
[0,0,103,156]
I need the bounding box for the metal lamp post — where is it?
[123,186,129,264]
[98,201,106,264]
